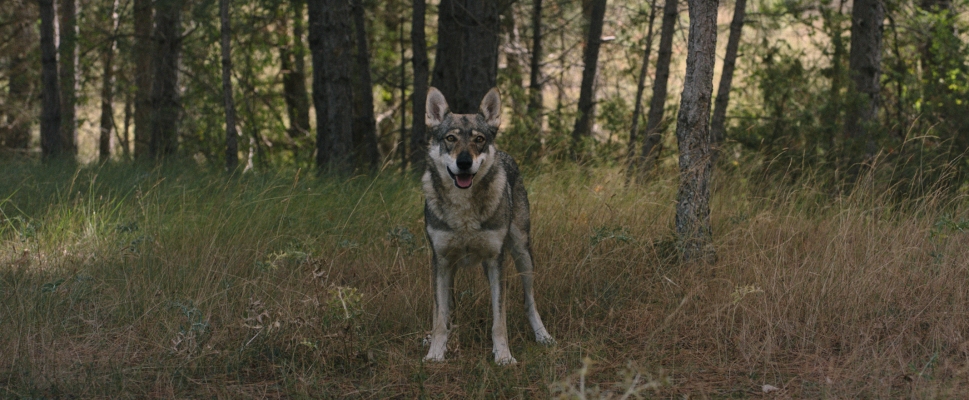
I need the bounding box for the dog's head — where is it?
[425,87,501,190]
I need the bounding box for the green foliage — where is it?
[717,0,969,191]
[544,102,580,162]
[912,4,969,148]
[496,71,544,162]
[931,213,969,238]
[594,96,632,165]
[732,40,824,165]
[550,358,670,399]
[590,225,632,247]
[387,225,422,255]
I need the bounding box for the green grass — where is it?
[1,159,968,398]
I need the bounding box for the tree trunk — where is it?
[625,0,658,182]
[398,18,408,171]
[569,0,607,161]
[3,4,34,151]
[149,0,184,159]
[240,47,266,172]
[308,0,355,173]
[132,0,153,159]
[500,0,538,158]
[674,0,718,263]
[58,0,78,157]
[121,85,132,158]
[39,0,63,159]
[637,0,679,179]
[221,0,238,171]
[820,0,846,157]
[409,0,429,171]
[280,0,311,140]
[451,0,501,113]
[526,0,543,143]
[6,53,33,150]
[709,0,746,161]
[430,0,499,114]
[842,0,883,164]
[99,0,121,162]
[351,0,379,171]
[502,3,524,106]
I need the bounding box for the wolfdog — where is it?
[421,87,554,365]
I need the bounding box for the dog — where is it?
[421,87,554,365]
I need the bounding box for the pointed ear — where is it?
[478,88,501,129]
[425,87,449,128]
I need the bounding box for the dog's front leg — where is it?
[484,256,516,365]
[425,254,454,362]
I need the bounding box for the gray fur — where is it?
[421,87,554,365]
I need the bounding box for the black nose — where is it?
[456,151,473,170]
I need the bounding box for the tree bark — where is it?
[675,0,718,263]
[842,0,883,163]
[6,54,33,150]
[280,0,311,140]
[709,0,746,162]
[430,0,500,114]
[820,0,846,156]
[121,84,132,159]
[502,3,524,105]
[502,3,540,157]
[240,47,265,172]
[625,0,658,181]
[308,0,355,173]
[398,17,408,171]
[99,0,121,162]
[637,0,679,179]
[40,0,63,159]
[58,0,78,157]
[149,0,184,159]
[409,0,429,171]
[351,0,379,171]
[132,0,153,159]
[3,3,34,151]
[570,0,607,161]
[526,0,543,141]
[221,0,239,171]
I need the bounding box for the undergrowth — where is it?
[1,159,968,398]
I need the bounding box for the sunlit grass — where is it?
[1,159,968,397]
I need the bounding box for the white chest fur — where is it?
[422,166,509,266]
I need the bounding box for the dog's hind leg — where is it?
[483,255,517,365]
[509,227,555,346]
[424,254,454,362]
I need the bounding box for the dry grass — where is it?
[1,160,968,398]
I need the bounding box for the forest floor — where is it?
[2,160,968,398]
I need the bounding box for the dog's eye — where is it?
[445,135,457,143]
[474,136,485,144]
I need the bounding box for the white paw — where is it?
[423,353,446,362]
[495,355,518,366]
[536,332,556,346]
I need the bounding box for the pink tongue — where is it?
[455,174,473,188]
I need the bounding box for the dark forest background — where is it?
[3,0,969,397]
[2,0,966,177]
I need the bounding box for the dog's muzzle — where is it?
[447,167,475,189]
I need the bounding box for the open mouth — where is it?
[447,167,475,189]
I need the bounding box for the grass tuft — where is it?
[2,160,968,397]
